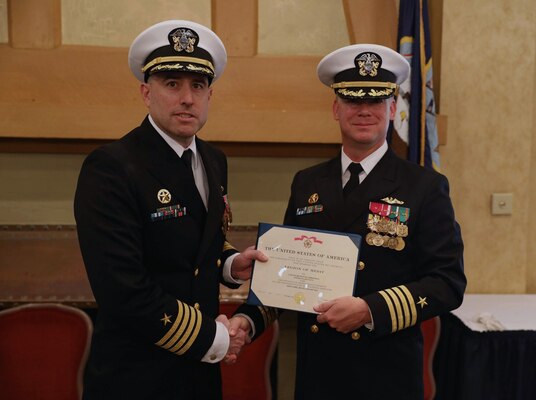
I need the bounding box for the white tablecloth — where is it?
[451,294,536,332]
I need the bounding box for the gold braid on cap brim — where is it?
[331,81,399,98]
[142,56,215,74]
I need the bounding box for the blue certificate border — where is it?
[246,222,362,312]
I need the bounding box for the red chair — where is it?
[0,303,93,400]
[421,316,441,400]
[219,301,279,400]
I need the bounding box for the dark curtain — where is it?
[434,313,536,400]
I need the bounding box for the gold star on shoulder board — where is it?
[417,296,428,309]
[161,313,172,326]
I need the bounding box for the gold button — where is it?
[216,259,222,267]
[194,268,199,277]
[358,261,365,270]
[310,324,319,334]
[351,331,360,340]
[194,303,200,310]
[210,354,217,361]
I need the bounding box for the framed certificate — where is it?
[247,223,362,314]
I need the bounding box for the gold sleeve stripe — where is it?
[398,285,418,326]
[155,300,184,347]
[223,241,236,252]
[268,307,278,323]
[392,286,411,329]
[384,288,404,331]
[257,306,268,327]
[164,303,192,351]
[155,300,203,356]
[379,285,419,333]
[378,290,397,332]
[175,309,202,355]
[255,306,279,329]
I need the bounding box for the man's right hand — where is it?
[224,315,252,364]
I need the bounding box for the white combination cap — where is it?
[128,20,227,84]
[317,44,410,100]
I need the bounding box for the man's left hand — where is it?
[313,296,372,333]
[230,246,268,281]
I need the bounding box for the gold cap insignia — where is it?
[169,28,198,53]
[355,52,381,77]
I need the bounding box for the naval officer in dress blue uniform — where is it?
[232,43,466,400]
[74,20,266,399]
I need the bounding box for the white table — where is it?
[451,294,536,331]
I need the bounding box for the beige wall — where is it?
[2,0,536,293]
[0,153,323,226]
[61,0,211,47]
[0,0,7,43]
[440,0,536,293]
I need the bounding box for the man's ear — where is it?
[332,97,340,121]
[140,83,150,106]
[389,97,397,120]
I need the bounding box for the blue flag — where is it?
[394,0,440,170]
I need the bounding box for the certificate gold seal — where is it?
[294,292,305,305]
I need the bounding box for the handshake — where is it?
[210,246,268,363]
[216,314,251,364]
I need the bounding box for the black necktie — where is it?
[343,163,363,197]
[181,149,194,174]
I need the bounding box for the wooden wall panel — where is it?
[212,0,258,57]
[0,0,445,150]
[7,0,61,49]
[0,226,256,306]
[343,0,398,48]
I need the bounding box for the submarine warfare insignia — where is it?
[365,201,410,251]
[381,197,404,205]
